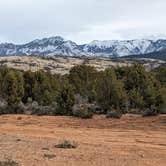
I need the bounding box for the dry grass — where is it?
[0,56,165,75]
[43,154,56,159]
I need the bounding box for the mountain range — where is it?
[0,36,166,58]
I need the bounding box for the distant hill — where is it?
[123,49,166,61]
[0,56,165,75]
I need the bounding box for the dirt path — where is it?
[0,114,166,166]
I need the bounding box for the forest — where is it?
[0,65,165,118]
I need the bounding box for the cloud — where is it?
[0,0,166,43]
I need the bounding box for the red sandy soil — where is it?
[0,114,165,166]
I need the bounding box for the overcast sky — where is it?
[0,0,166,44]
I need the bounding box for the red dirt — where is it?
[0,114,166,166]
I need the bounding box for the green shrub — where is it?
[27,97,33,104]
[12,102,25,114]
[85,103,104,114]
[142,106,158,117]
[128,108,142,114]
[0,102,25,115]
[55,140,78,149]
[158,105,166,114]
[106,109,122,119]
[0,106,8,115]
[31,105,55,116]
[0,159,18,166]
[72,104,93,119]
[0,98,8,115]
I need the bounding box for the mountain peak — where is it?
[30,36,64,45]
[47,36,64,42]
[0,36,166,57]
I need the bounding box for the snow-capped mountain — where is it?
[1,36,166,57]
[0,36,84,56]
[83,39,166,57]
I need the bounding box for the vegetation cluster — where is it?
[0,64,165,118]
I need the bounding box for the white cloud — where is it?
[0,0,166,43]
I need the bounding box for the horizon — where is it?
[1,34,166,45]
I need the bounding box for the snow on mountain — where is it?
[84,39,154,57]
[0,36,166,57]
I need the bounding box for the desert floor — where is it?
[0,114,165,166]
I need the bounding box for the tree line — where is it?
[0,65,165,118]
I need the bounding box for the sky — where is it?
[0,0,166,44]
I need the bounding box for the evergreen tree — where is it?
[125,65,158,109]
[156,87,166,113]
[95,68,127,111]
[33,70,53,105]
[56,83,75,115]
[128,89,144,109]
[15,71,24,102]
[156,67,166,87]
[23,70,35,102]
[69,65,98,101]
[2,71,24,104]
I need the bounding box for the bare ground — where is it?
[0,114,166,166]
